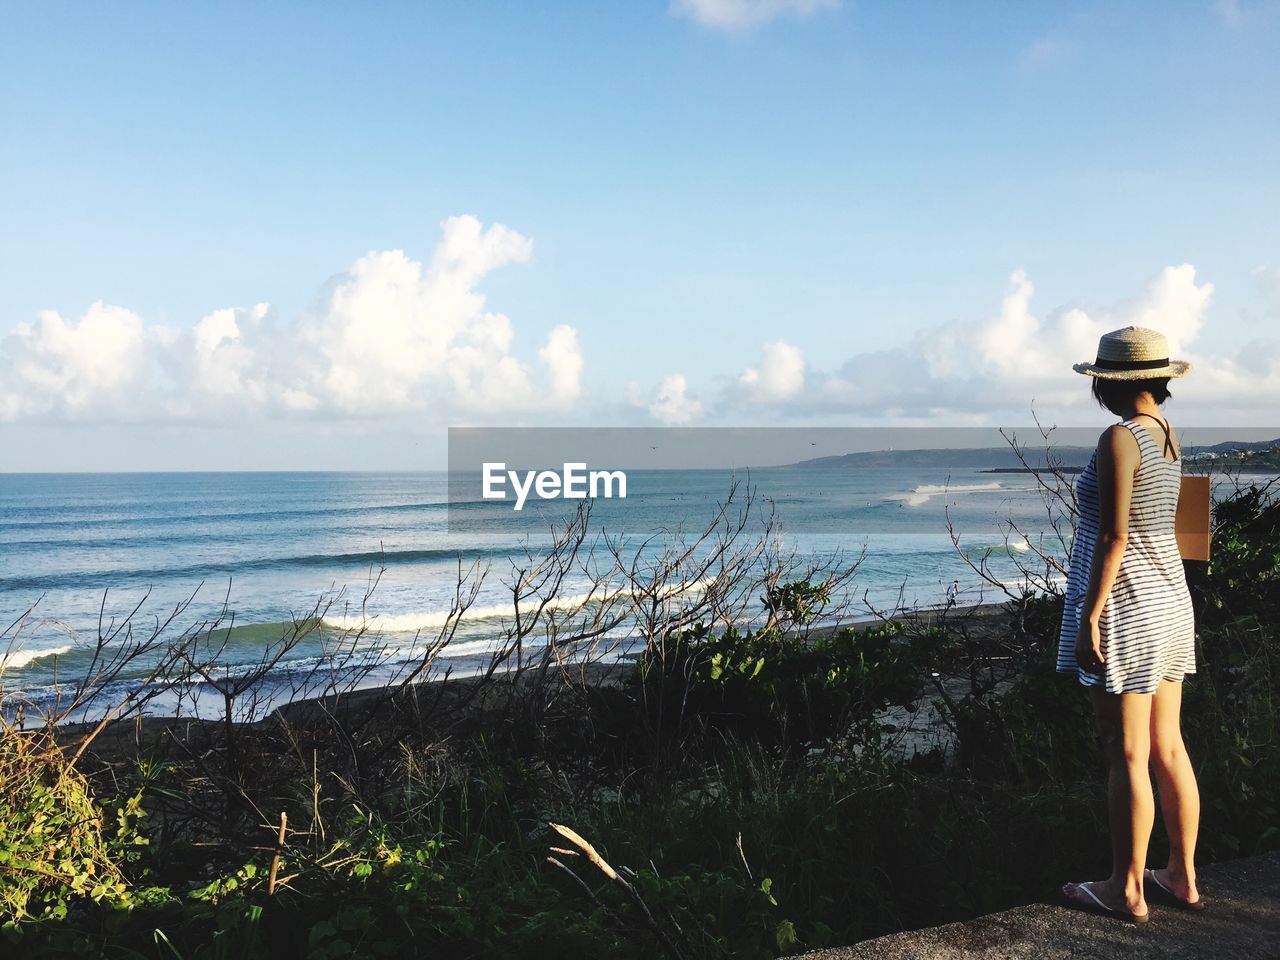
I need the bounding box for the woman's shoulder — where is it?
[1097,422,1143,470]
[1098,422,1141,449]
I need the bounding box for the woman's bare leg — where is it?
[1149,678,1201,902]
[1064,686,1152,915]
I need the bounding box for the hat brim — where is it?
[1072,360,1191,380]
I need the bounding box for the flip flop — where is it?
[1060,881,1150,924]
[1145,868,1205,911]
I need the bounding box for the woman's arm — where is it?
[1076,425,1141,673]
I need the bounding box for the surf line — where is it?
[481,462,627,512]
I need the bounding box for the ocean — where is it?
[0,468,1063,717]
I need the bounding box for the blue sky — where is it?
[2,1,1279,469]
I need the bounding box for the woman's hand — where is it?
[1075,618,1106,675]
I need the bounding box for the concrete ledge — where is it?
[800,852,1280,959]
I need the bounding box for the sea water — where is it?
[0,468,1060,716]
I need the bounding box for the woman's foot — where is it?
[1146,867,1203,909]
[1060,879,1149,923]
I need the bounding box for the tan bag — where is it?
[1176,475,1211,561]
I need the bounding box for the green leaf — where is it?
[776,919,798,950]
[760,876,778,907]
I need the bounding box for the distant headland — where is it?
[784,438,1280,473]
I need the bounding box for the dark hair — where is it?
[1090,376,1172,415]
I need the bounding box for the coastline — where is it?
[60,599,1019,762]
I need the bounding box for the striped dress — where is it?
[1056,419,1196,694]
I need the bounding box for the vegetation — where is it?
[2,479,1277,959]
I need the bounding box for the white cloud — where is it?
[186,303,271,406]
[0,216,584,424]
[737,339,805,401]
[973,268,1041,379]
[1,302,149,419]
[637,373,704,424]
[540,325,585,406]
[291,217,540,415]
[671,0,839,31]
[820,264,1231,416]
[1127,264,1212,352]
[626,265,1264,427]
[707,264,1280,422]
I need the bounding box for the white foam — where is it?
[885,481,1003,507]
[0,644,74,670]
[424,637,509,659]
[321,578,716,634]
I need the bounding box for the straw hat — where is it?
[1073,326,1191,380]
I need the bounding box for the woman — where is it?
[1056,326,1204,923]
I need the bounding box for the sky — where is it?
[2,0,1279,470]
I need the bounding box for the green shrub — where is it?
[7,483,1280,958]
[634,619,936,752]
[0,729,146,925]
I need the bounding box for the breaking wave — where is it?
[322,578,716,633]
[885,482,1004,508]
[0,644,74,670]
